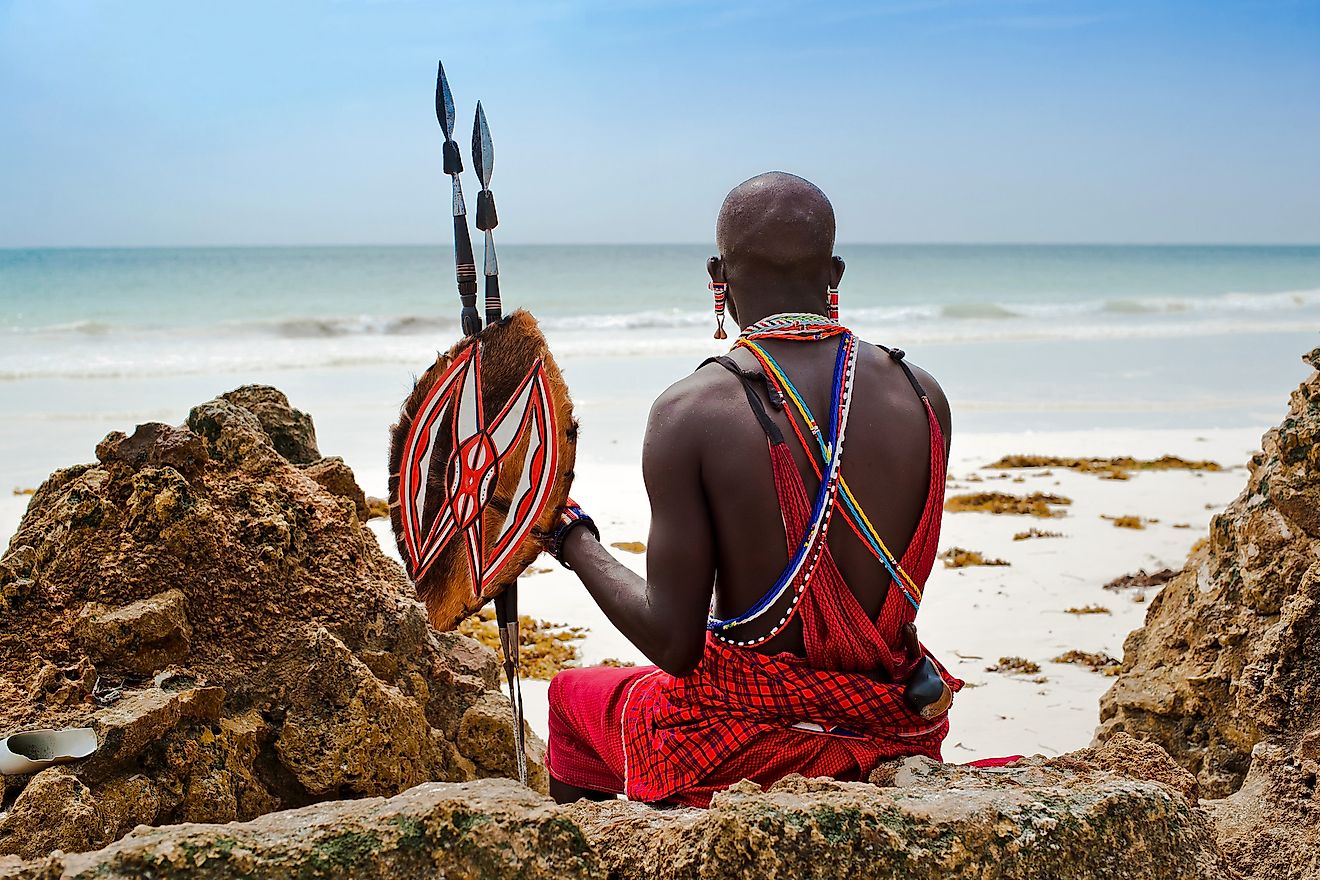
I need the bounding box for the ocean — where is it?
[2,244,1318,493]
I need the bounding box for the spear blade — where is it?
[435,61,456,140]
[472,101,494,189]
[471,101,500,325]
[435,60,477,335]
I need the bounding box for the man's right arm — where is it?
[559,378,717,675]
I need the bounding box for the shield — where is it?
[388,309,576,631]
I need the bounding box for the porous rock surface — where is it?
[0,739,1233,880]
[1098,348,1320,878]
[0,385,542,860]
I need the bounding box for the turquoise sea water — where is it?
[1,244,1317,491]
[4,244,1320,351]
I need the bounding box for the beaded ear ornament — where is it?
[709,281,729,340]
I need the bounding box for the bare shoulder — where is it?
[645,362,737,447]
[858,341,953,444]
[905,360,952,445]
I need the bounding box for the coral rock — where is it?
[1207,742,1320,880]
[219,385,320,465]
[458,690,549,792]
[1097,350,1320,798]
[0,769,114,860]
[0,763,1235,880]
[96,423,209,482]
[74,589,192,676]
[572,763,1233,880]
[272,628,474,798]
[1,779,599,880]
[301,456,369,522]
[0,386,537,858]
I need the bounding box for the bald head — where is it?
[708,172,842,324]
[715,172,836,272]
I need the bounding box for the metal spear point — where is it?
[435,61,481,337]
[472,101,502,326]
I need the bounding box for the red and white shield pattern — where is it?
[398,343,559,594]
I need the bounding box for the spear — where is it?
[436,61,481,337]
[471,96,525,783]
[472,101,503,327]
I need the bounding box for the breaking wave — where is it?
[2,287,1317,381]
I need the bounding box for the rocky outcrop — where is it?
[1096,348,1320,879]
[0,742,1234,880]
[1207,741,1319,880]
[0,386,540,860]
[578,762,1230,880]
[0,779,599,880]
[74,589,192,676]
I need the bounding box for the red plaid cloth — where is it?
[548,387,960,806]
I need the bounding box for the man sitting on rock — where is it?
[543,172,961,806]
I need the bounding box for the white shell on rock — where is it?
[0,727,97,775]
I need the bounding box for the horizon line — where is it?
[4,240,1320,251]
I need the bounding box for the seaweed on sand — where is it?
[1013,528,1064,540]
[459,610,587,680]
[939,547,1010,568]
[1065,604,1111,615]
[1053,650,1122,675]
[984,454,1223,480]
[944,492,1072,518]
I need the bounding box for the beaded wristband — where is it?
[548,502,600,570]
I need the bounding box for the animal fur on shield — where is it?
[388,309,577,631]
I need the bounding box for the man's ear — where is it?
[707,256,726,284]
[831,256,845,288]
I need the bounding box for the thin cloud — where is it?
[929,12,1114,32]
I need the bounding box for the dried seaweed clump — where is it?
[1013,528,1064,541]
[985,454,1223,480]
[1053,650,1122,675]
[944,492,1072,518]
[1066,604,1111,615]
[986,656,1041,675]
[458,610,587,680]
[939,547,1010,568]
[1103,568,1179,591]
[1104,515,1147,529]
[610,541,646,554]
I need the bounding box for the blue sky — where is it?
[1,0,1317,246]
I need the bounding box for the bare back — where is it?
[659,338,952,658]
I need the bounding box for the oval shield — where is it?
[388,309,577,630]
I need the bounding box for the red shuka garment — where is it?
[546,347,961,806]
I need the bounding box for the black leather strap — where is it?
[876,344,929,401]
[698,356,785,445]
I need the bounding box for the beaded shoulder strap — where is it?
[703,334,859,646]
[735,339,928,610]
